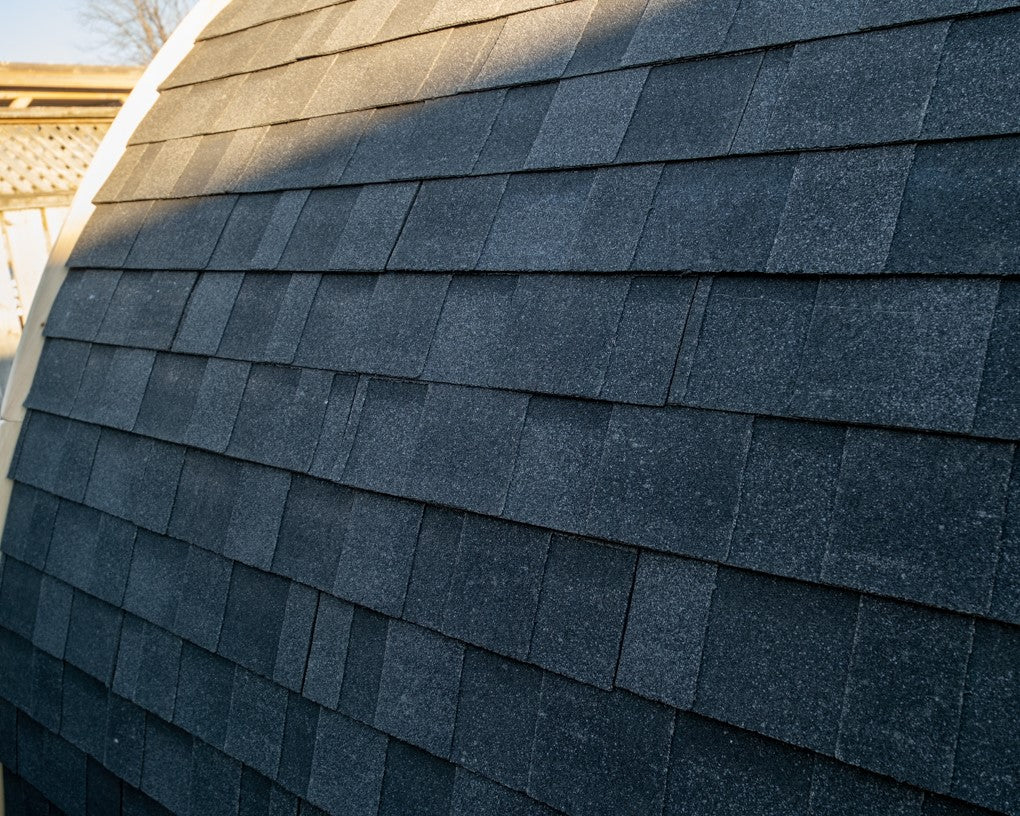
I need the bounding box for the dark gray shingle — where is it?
[441,515,549,659]
[409,384,528,515]
[768,147,914,275]
[922,11,1020,139]
[837,598,972,790]
[616,553,716,709]
[588,405,752,558]
[505,396,610,532]
[729,418,845,582]
[764,24,947,148]
[696,569,859,753]
[633,156,796,273]
[617,55,760,163]
[529,674,674,816]
[886,137,1020,275]
[665,713,813,816]
[825,429,1012,614]
[790,278,997,432]
[526,68,647,168]
[452,649,544,791]
[529,535,635,688]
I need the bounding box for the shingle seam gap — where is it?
[946,618,978,793]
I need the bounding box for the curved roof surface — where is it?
[1,0,1018,815]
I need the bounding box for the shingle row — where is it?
[77,142,1020,279]
[4,599,1009,816]
[134,7,1020,156]
[41,268,1018,442]
[173,0,576,89]
[4,437,1017,810]
[18,323,1020,625]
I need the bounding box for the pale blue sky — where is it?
[3,0,102,65]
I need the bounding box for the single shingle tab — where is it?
[825,429,1012,615]
[634,156,796,273]
[729,418,845,582]
[473,83,557,174]
[175,643,236,751]
[791,278,997,432]
[227,364,333,472]
[470,1,595,88]
[172,272,244,355]
[333,492,422,616]
[379,742,455,816]
[569,165,662,273]
[505,396,610,532]
[306,710,387,816]
[12,412,99,502]
[886,137,1020,275]
[398,90,506,179]
[422,274,516,387]
[498,274,630,397]
[665,713,813,816]
[96,271,196,350]
[126,196,237,270]
[452,649,544,790]
[208,191,309,271]
[174,546,231,652]
[529,673,674,816]
[809,758,922,816]
[764,24,947,149]
[409,384,529,515]
[225,669,287,777]
[441,515,549,659]
[329,183,419,271]
[617,553,716,709]
[697,569,859,753]
[339,607,389,724]
[526,68,647,168]
[624,0,741,62]
[674,276,816,414]
[302,595,352,708]
[273,582,318,694]
[343,378,428,495]
[566,0,648,75]
[529,535,635,688]
[480,170,594,271]
[837,598,972,791]
[375,621,464,756]
[974,281,1020,438]
[45,269,121,342]
[132,352,205,442]
[85,430,184,532]
[768,147,914,275]
[952,620,1019,813]
[274,476,352,590]
[588,405,752,559]
[26,339,90,417]
[123,531,187,629]
[67,202,150,270]
[218,564,291,677]
[389,176,508,271]
[618,55,760,163]
[64,591,122,684]
[922,11,1020,139]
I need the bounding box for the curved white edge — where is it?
[0,0,232,640]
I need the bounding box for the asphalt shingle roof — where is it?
[2,0,1018,814]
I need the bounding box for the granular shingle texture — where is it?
[2,0,1017,814]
